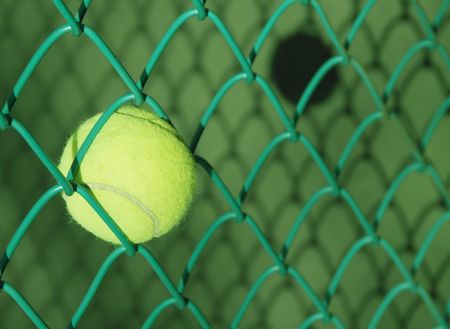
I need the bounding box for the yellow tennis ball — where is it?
[58,105,196,244]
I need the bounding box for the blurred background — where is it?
[0,0,449,328]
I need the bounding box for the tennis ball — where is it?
[58,105,196,244]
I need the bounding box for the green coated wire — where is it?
[1,281,48,329]
[230,266,279,329]
[421,97,450,149]
[53,0,82,36]
[434,0,450,28]
[1,25,72,115]
[244,215,287,272]
[298,135,337,188]
[239,132,292,205]
[249,0,308,64]
[191,0,207,20]
[282,186,335,259]
[138,245,186,309]
[74,0,92,23]
[195,155,244,220]
[177,212,237,292]
[142,298,210,329]
[310,0,346,57]
[345,0,377,49]
[0,0,449,328]
[207,10,255,82]
[142,299,179,329]
[334,112,383,176]
[349,58,384,112]
[83,27,143,105]
[10,119,73,195]
[190,73,249,151]
[374,162,450,227]
[66,94,135,181]
[412,212,450,274]
[70,248,127,328]
[0,186,64,276]
[138,9,198,89]
[411,0,437,41]
[294,56,344,122]
[255,74,296,134]
[326,236,376,301]
[384,39,438,101]
[299,313,346,329]
[0,112,8,130]
[75,186,135,255]
[368,282,447,329]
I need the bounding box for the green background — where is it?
[0,0,449,328]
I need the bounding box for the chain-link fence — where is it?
[0,0,449,328]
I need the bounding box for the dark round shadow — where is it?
[271,31,338,106]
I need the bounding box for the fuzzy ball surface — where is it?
[58,105,196,244]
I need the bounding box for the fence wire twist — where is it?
[0,0,450,328]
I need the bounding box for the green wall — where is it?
[0,0,449,328]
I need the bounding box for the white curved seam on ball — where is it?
[85,182,160,237]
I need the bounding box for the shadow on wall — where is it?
[271,31,338,106]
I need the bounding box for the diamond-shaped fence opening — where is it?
[0,0,449,328]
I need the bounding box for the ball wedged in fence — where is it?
[58,105,197,244]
